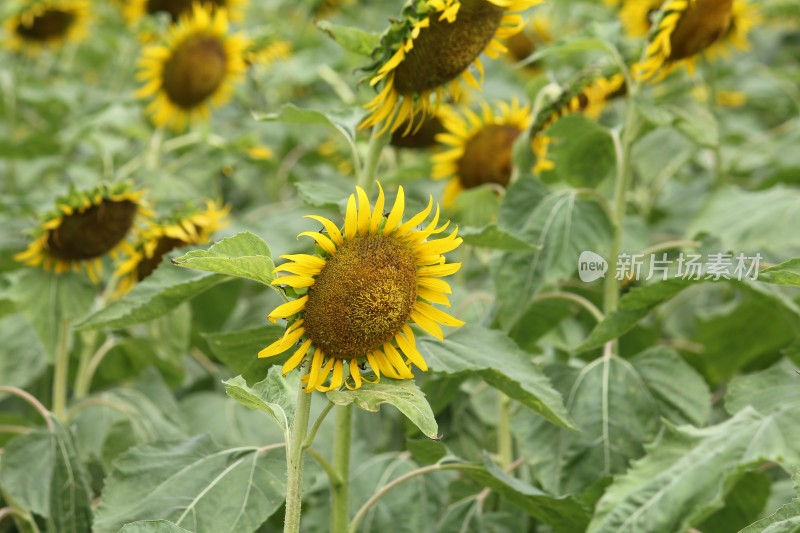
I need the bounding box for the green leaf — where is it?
[316,20,380,56]
[118,520,194,533]
[76,259,227,330]
[587,408,786,533]
[0,314,47,391]
[520,36,619,66]
[726,359,800,416]
[172,232,276,287]
[460,455,592,533]
[740,499,800,533]
[760,258,800,287]
[539,115,615,188]
[0,421,92,533]
[697,471,772,533]
[327,379,439,439]
[223,367,299,436]
[93,435,287,533]
[203,325,285,384]
[417,325,575,429]
[0,269,94,359]
[180,392,284,448]
[665,102,719,148]
[459,225,538,252]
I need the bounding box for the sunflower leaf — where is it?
[739,498,800,533]
[316,20,380,57]
[172,232,276,287]
[93,435,287,533]
[326,379,439,439]
[118,521,194,533]
[223,367,299,437]
[459,225,539,252]
[417,325,575,429]
[759,258,800,286]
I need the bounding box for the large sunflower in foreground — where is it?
[123,0,248,24]
[530,73,626,173]
[360,0,542,137]
[113,200,229,296]
[633,0,736,81]
[4,0,90,53]
[260,184,464,392]
[432,99,532,206]
[135,4,248,130]
[14,184,152,283]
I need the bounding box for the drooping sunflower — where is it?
[530,73,626,173]
[504,15,553,68]
[135,3,249,131]
[633,0,736,81]
[706,0,759,58]
[390,110,447,149]
[360,0,543,137]
[112,199,229,296]
[620,0,664,37]
[260,184,464,392]
[432,99,532,206]
[123,0,248,25]
[14,184,152,284]
[4,0,90,53]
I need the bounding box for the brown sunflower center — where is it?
[302,234,418,360]
[457,124,521,189]
[393,0,504,94]
[146,0,226,22]
[136,236,186,281]
[669,0,733,60]
[506,31,535,63]
[390,114,446,148]
[162,35,228,109]
[15,9,75,42]
[45,200,138,260]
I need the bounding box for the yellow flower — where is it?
[135,3,249,131]
[360,0,543,137]
[244,39,291,66]
[113,199,230,296]
[123,0,249,25]
[4,0,90,53]
[705,0,759,59]
[620,0,664,37]
[531,73,626,173]
[633,0,735,81]
[432,99,532,206]
[14,184,152,284]
[248,145,274,160]
[261,184,464,392]
[504,15,553,67]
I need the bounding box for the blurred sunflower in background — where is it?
[432,99,532,206]
[4,0,90,53]
[113,199,229,296]
[123,0,249,24]
[135,3,249,130]
[706,0,759,58]
[261,184,464,392]
[14,184,152,284]
[504,15,553,69]
[531,73,626,173]
[634,0,737,81]
[244,38,292,67]
[390,110,447,149]
[620,0,664,37]
[360,0,543,136]
[312,0,355,19]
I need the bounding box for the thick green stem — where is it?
[331,404,353,533]
[497,394,513,467]
[701,56,723,187]
[357,125,388,195]
[284,365,313,533]
[52,319,71,422]
[73,331,97,399]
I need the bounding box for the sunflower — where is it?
[390,110,447,149]
[620,0,664,37]
[530,73,626,173]
[504,15,553,67]
[432,99,531,206]
[112,199,229,296]
[4,0,90,53]
[135,3,249,131]
[633,0,736,81]
[313,0,355,19]
[244,39,291,67]
[123,0,248,25]
[360,0,543,137]
[706,0,759,58]
[260,184,464,392]
[14,184,152,284]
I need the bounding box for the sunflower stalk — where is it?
[701,56,724,187]
[284,363,314,533]
[497,393,514,467]
[357,124,388,195]
[52,318,72,422]
[330,404,353,533]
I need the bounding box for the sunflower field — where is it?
[1,0,800,531]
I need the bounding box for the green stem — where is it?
[303,400,334,449]
[532,291,604,323]
[283,364,313,533]
[357,125,388,195]
[73,331,96,399]
[73,337,115,399]
[701,56,723,187]
[52,319,71,422]
[331,404,353,533]
[497,394,513,467]
[603,90,640,316]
